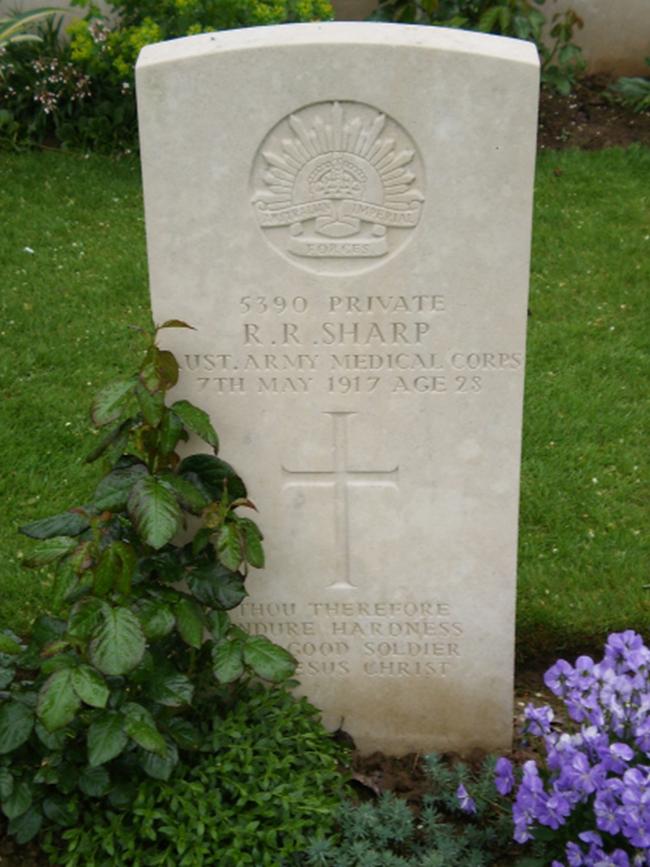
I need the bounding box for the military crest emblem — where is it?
[251,101,425,273]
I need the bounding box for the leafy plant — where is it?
[306,754,517,866]
[608,58,650,114]
[369,0,585,94]
[459,632,650,865]
[0,0,333,151]
[0,321,298,846]
[0,7,64,49]
[42,684,348,866]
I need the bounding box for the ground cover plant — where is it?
[1,145,648,664]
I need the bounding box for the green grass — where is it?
[1,147,649,663]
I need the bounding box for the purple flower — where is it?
[525,702,554,736]
[495,757,514,795]
[455,782,476,814]
[545,658,574,697]
[503,633,650,864]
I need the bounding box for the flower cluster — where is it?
[30,57,91,114]
[516,633,648,864]
[460,632,650,866]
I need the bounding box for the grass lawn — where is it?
[1,146,648,663]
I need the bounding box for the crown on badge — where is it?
[256,102,423,211]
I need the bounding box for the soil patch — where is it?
[538,74,650,150]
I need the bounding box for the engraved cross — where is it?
[282,411,399,590]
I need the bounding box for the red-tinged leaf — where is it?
[171,400,219,450]
[155,350,179,389]
[157,319,195,330]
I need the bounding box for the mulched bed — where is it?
[538,74,650,150]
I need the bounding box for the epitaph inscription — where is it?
[251,101,425,274]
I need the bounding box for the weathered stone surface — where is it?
[137,23,539,754]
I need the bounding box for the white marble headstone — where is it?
[137,23,539,755]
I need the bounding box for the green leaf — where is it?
[43,794,77,827]
[30,615,66,648]
[159,472,210,513]
[67,597,108,641]
[0,668,14,689]
[22,536,77,568]
[8,805,41,844]
[0,633,21,655]
[174,598,204,649]
[94,542,136,597]
[94,462,149,511]
[167,718,200,750]
[171,400,219,450]
[0,769,13,801]
[135,381,165,426]
[89,606,146,676]
[128,475,182,550]
[179,454,247,502]
[217,522,243,572]
[85,417,134,464]
[108,781,136,809]
[139,737,178,781]
[148,669,194,707]
[72,665,109,709]
[2,781,31,820]
[35,721,67,750]
[91,379,135,427]
[192,527,211,556]
[158,409,185,455]
[19,511,89,540]
[37,669,81,731]
[78,765,111,797]
[239,517,265,568]
[87,711,128,767]
[158,319,194,330]
[212,639,244,684]
[187,562,246,610]
[208,610,230,641]
[243,636,297,683]
[41,652,78,675]
[123,703,166,755]
[137,599,175,640]
[0,702,34,754]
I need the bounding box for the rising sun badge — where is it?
[251,101,425,273]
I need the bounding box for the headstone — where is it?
[136,23,539,755]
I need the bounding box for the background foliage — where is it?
[369,0,585,94]
[1,0,588,152]
[0,0,334,151]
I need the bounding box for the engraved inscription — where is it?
[283,412,398,590]
[251,102,425,274]
[233,599,465,679]
[179,291,524,396]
